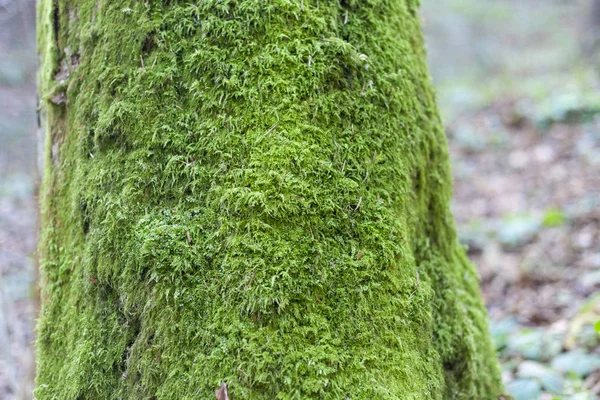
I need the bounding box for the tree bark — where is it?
[36,0,502,398]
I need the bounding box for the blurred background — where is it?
[0,0,36,399]
[1,0,600,399]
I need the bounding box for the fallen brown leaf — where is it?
[215,382,229,400]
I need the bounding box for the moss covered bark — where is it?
[36,0,503,398]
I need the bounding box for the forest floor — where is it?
[449,94,600,400]
[0,2,37,399]
[1,1,599,399]
[423,1,600,398]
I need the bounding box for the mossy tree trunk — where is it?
[36,0,502,398]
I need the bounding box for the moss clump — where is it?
[36,0,503,398]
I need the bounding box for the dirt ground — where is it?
[0,2,37,399]
[423,1,600,398]
[1,1,599,399]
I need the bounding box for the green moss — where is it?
[36,0,503,398]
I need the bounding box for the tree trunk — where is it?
[582,0,600,56]
[592,0,600,24]
[36,0,502,398]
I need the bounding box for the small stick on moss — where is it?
[344,9,348,24]
[186,230,191,245]
[264,123,278,137]
[354,196,362,211]
[238,368,249,378]
[356,248,365,261]
[245,273,255,290]
[140,54,144,68]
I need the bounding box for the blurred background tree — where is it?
[583,0,600,56]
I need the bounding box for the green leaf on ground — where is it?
[542,208,567,227]
[506,378,542,400]
[551,350,600,377]
[497,215,541,246]
[517,361,565,393]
